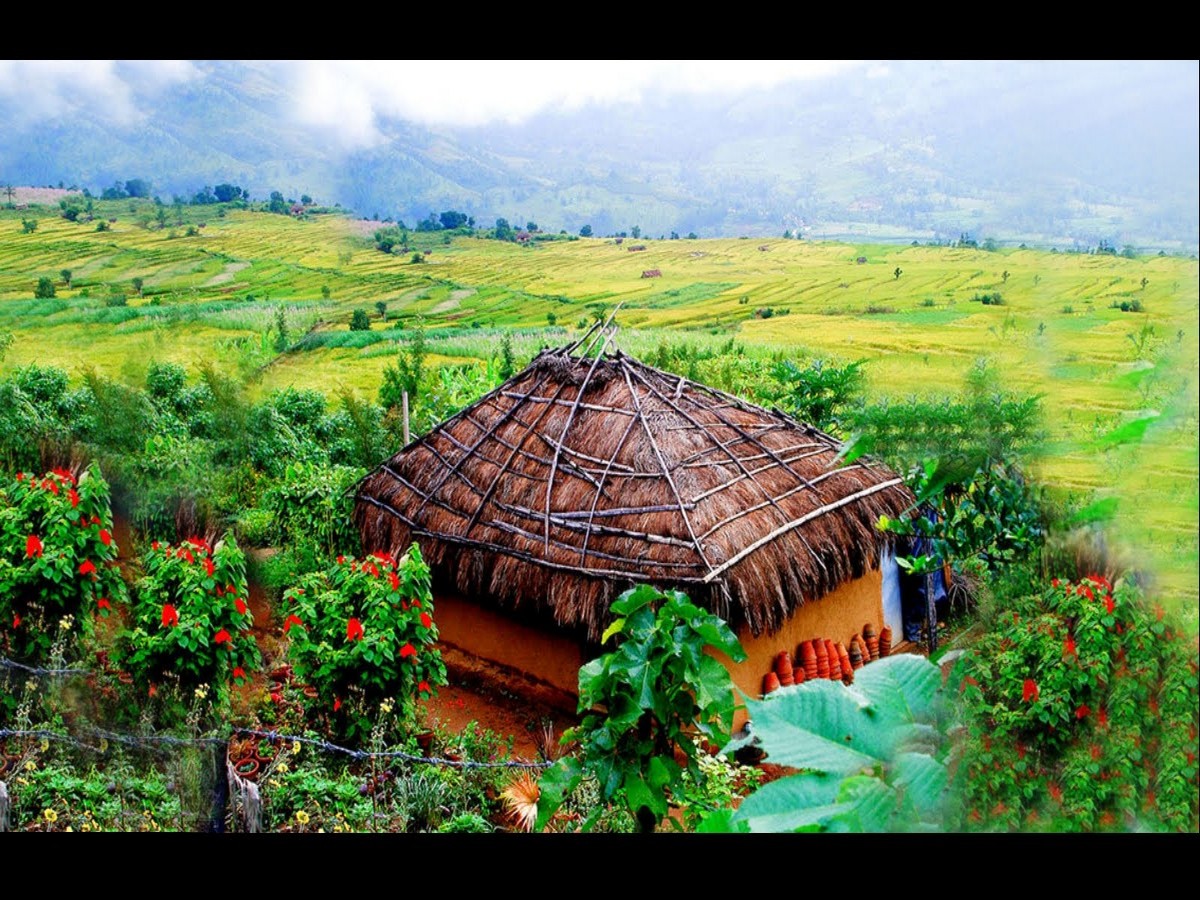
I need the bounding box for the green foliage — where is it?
[536,585,746,833]
[21,218,38,234]
[120,534,259,703]
[0,465,125,669]
[282,544,447,742]
[273,305,289,353]
[265,461,361,558]
[35,276,56,299]
[498,331,515,380]
[379,321,427,408]
[725,654,950,832]
[762,358,865,436]
[349,308,371,331]
[952,575,1199,832]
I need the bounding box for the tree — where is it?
[124,178,151,198]
[155,207,168,228]
[321,284,332,300]
[349,309,371,331]
[535,585,746,833]
[1002,270,1010,283]
[21,218,37,234]
[380,319,426,408]
[60,269,72,288]
[132,277,144,296]
[630,225,641,239]
[494,218,514,241]
[213,183,242,203]
[3,184,14,207]
[546,312,557,326]
[268,191,289,215]
[375,301,387,319]
[579,224,593,238]
[498,331,515,380]
[274,306,290,352]
[439,210,468,230]
[410,252,423,264]
[34,276,56,299]
[525,221,538,233]
[1141,277,1149,290]
[894,267,903,280]
[300,194,313,206]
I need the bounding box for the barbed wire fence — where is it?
[1,655,550,833]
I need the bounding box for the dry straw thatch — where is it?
[354,325,914,641]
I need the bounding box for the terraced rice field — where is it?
[3,202,1196,618]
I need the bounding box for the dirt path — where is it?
[202,260,250,286]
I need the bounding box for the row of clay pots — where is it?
[762,624,893,696]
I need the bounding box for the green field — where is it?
[3,200,1197,618]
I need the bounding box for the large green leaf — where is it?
[534,756,583,832]
[852,653,944,727]
[831,774,898,832]
[742,679,890,773]
[735,771,846,832]
[892,751,948,822]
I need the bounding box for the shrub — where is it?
[952,575,1199,832]
[0,465,125,668]
[349,309,371,331]
[282,544,447,742]
[120,534,258,702]
[35,277,56,299]
[265,461,361,557]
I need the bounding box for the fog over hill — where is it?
[1,60,1196,250]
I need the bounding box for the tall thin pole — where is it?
[402,391,410,445]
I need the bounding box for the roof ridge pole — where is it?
[463,381,570,538]
[561,318,605,357]
[619,359,715,576]
[543,321,620,550]
[700,478,905,584]
[410,368,558,520]
[623,362,829,578]
[578,407,641,567]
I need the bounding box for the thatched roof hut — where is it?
[353,330,914,647]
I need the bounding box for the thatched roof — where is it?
[353,329,915,641]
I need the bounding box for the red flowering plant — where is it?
[282,542,447,743]
[951,575,1199,832]
[0,464,125,668]
[119,533,258,705]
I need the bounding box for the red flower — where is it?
[232,667,246,681]
[1048,783,1062,803]
[346,617,364,641]
[186,537,210,552]
[418,680,431,694]
[203,556,215,577]
[420,612,433,630]
[148,684,157,698]
[371,550,392,566]
[959,675,979,692]
[44,478,60,495]
[1051,577,1060,588]
[283,614,303,634]
[99,528,112,546]
[410,599,421,609]
[183,549,194,564]
[78,559,96,576]
[1154,604,1165,621]
[1022,679,1039,703]
[400,643,417,659]
[337,555,345,564]
[1090,744,1103,761]
[68,488,80,508]
[52,467,74,483]
[97,597,112,612]
[235,598,248,616]
[226,583,235,595]
[1104,594,1114,615]
[1098,707,1108,727]
[25,534,43,558]
[91,514,100,525]
[161,604,179,627]
[333,697,342,712]
[214,629,232,645]
[1063,635,1076,657]
[151,540,160,551]
[15,472,23,481]
[1075,704,1090,720]
[12,614,20,628]
[389,571,400,591]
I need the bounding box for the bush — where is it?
[265,461,361,557]
[282,544,447,742]
[349,309,371,331]
[35,276,56,299]
[952,575,1199,832]
[120,534,259,703]
[0,465,125,669]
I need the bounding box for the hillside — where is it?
[1,200,1197,615]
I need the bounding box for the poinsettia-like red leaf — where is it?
[97,597,112,611]
[232,667,246,681]
[333,697,342,712]
[78,559,96,576]
[418,680,431,694]
[400,643,417,659]
[1104,594,1114,615]
[235,598,248,616]
[214,629,232,645]
[203,556,215,577]
[346,617,364,641]
[420,612,432,630]
[26,534,43,558]
[162,604,179,627]
[1075,704,1090,720]
[1063,635,1076,657]
[283,614,303,634]
[99,528,112,546]
[389,571,400,591]
[1022,679,1039,703]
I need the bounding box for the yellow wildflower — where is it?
[295,810,311,825]
[43,808,58,823]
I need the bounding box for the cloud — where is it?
[279,59,868,146]
[0,59,198,127]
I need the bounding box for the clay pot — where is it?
[302,685,318,700]
[837,643,853,683]
[849,638,863,670]
[814,639,830,679]
[825,640,841,680]
[799,641,818,680]
[855,635,871,665]
[416,731,436,755]
[778,671,795,687]
[879,626,893,657]
[232,757,259,780]
[774,650,794,679]
[792,666,806,685]
[865,623,880,660]
[763,672,781,695]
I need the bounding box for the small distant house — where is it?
[627,245,647,252]
[615,237,624,245]
[515,231,532,244]
[856,256,868,264]
[641,269,662,279]
[758,245,770,252]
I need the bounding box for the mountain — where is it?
[2,60,1196,249]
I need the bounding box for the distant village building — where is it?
[641,269,662,279]
[627,245,647,252]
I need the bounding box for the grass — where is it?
[2,199,1197,613]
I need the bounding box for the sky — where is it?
[0,59,872,142]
